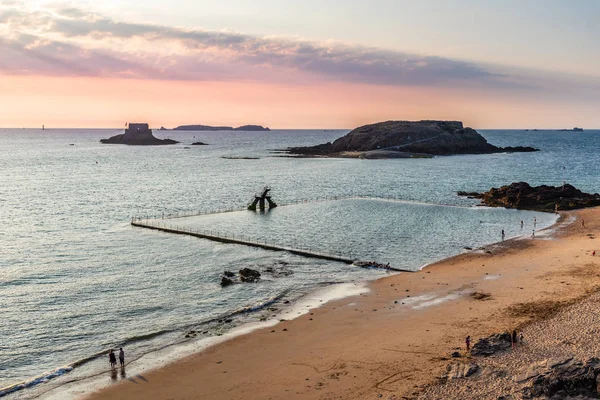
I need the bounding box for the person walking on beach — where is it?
[119,348,125,367]
[465,336,471,352]
[532,229,535,238]
[109,350,117,368]
[512,330,518,349]
[501,229,505,241]
[582,218,586,228]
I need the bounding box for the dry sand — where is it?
[85,208,600,400]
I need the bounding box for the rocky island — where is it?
[173,124,270,131]
[100,123,178,145]
[285,120,538,159]
[459,182,600,212]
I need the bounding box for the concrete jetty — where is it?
[131,219,411,272]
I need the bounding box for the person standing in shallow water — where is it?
[119,348,125,367]
[520,220,524,229]
[501,229,505,241]
[109,350,117,368]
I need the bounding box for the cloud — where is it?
[0,1,599,101]
[0,2,503,86]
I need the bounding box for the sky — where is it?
[0,0,599,128]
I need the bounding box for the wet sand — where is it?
[85,208,600,400]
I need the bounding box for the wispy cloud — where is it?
[0,2,502,86]
[1,0,599,100]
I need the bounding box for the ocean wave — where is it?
[0,290,294,398]
[0,366,73,398]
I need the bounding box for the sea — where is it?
[1,128,599,398]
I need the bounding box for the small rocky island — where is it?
[285,120,538,159]
[173,124,270,131]
[101,123,178,145]
[459,182,600,212]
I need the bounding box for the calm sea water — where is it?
[1,128,599,398]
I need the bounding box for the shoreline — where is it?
[80,207,600,400]
[31,210,562,400]
[33,283,372,400]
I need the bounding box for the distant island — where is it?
[285,120,538,159]
[557,127,584,132]
[100,123,178,145]
[525,127,584,132]
[173,124,270,131]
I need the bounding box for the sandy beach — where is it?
[85,208,600,400]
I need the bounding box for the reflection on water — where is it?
[1,128,598,397]
[175,199,557,270]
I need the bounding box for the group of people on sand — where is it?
[109,348,125,369]
[465,329,523,353]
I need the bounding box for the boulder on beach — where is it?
[524,357,600,398]
[192,142,209,146]
[285,120,538,158]
[459,182,600,212]
[471,333,512,357]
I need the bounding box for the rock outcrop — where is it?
[471,333,512,357]
[459,182,600,212]
[101,123,178,145]
[191,142,209,145]
[173,124,270,131]
[220,268,261,286]
[286,120,538,158]
[524,358,600,399]
[239,268,261,283]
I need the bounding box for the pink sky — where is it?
[1,2,599,129]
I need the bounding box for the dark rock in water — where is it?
[159,126,167,130]
[192,142,209,145]
[471,333,512,357]
[220,276,234,287]
[101,123,178,145]
[459,182,600,212]
[525,358,600,399]
[354,261,394,270]
[223,271,235,278]
[264,264,293,277]
[285,120,539,158]
[239,268,261,283]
